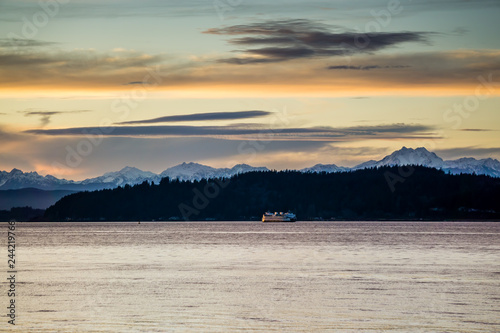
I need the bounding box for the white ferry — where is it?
[262,211,297,222]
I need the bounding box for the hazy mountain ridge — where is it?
[1,147,500,193]
[0,164,270,191]
[0,188,77,210]
[0,168,76,190]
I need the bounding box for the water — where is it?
[3,221,500,332]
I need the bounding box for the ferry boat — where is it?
[262,211,297,222]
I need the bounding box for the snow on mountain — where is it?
[160,162,268,182]
[160,162,219,182]
[229,164,269,175]
[301,164,349,173]
[364,147,445,169]
[80,166,160,187]
[352,160,378,170]
[0,163,270,191]
[443,157,500,177]
[0,170,9,187]
[352,147,500,178]
[0,168,75,190]
[1,148,499,192]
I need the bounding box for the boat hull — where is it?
[262,213,296,222]
[262,218,296,222]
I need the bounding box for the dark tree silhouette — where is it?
[44,166,500,221]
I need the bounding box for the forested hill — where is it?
[44,166,500,221]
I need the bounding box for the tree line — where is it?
[44,166,500,221]
[0,207,45,222]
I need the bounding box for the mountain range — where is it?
[2,147,500,191]
[350,147,500,178]
[1,147,500,209]
[0,163,270,191]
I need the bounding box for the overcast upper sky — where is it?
[0,0,499,179]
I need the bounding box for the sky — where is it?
[0,0,499,180]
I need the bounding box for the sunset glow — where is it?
[1,0,499,179]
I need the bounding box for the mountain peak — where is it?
[0,168,73,190]
[382,146,444,168]
[352,146,444,170]
[394,146,430,153]
[301,163,348,173]
[159,162,217,181]
[232,163,252,168]
[231,163,268,169]
[178,162,208,168]
[119,166,141,172]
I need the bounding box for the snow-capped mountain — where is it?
[0,168,76,190]
[229,163,268,175]
[1,147,499,193]
[160,162,219,182]
[442,157,500,178]
[351,160,377,170]
[80,166,161,187]
[0,163,270,191]
[354,147,444,170]
[160,163,268,182]
[352,147,500,177]
[301,164,349,173]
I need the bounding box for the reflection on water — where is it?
[3,222,500,332]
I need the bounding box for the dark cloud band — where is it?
[328,65,411,70]
[205,19,432,64]
[118,110,272,125]
[25,123,436,141]
[0,38,56,48]
[19,109,92,127]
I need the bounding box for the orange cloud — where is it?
[0,48,499,98]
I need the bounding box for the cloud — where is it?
[204,19,432,64]
[435,146,500,159]
[0,126,31,154]
[118,110,272,125]
[1,0,499,22]
[460,128,496,132]
[318,50,500,92]
[0,38,57,48]
[0,49,165,69]
[0,46,170,90]
[451,27,469,36]
[0,127,20,141]
[123,81,149,85]
[19,109,92,127]
[327,65,411,70]
[402,0,500,12]
[0,40,499,96]
[0,0,213,21]
[25,123,437,141]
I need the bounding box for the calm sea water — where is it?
[3,221,500,332]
